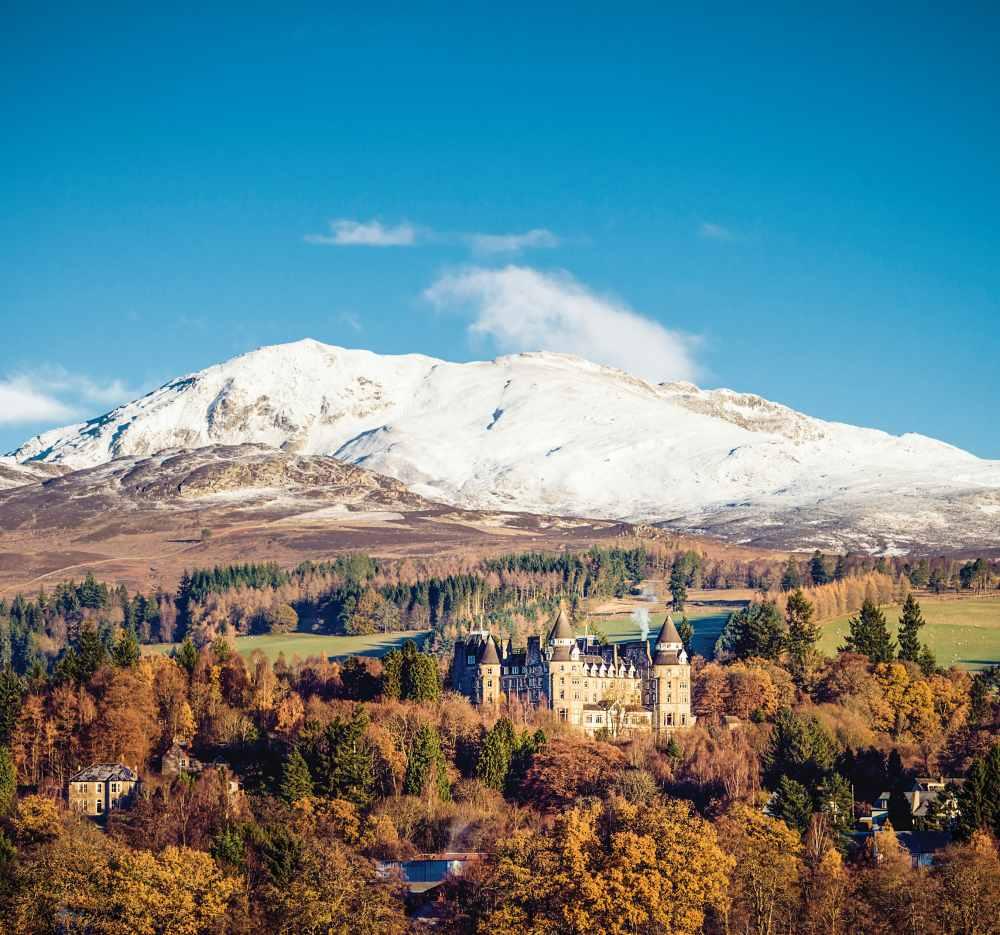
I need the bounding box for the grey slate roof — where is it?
[70,764,138,783]
[478,636,500,666]
[548,605,575,643]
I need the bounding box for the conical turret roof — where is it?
[548,604,575,643]
[478,635,500,665]
[655,614,683,649]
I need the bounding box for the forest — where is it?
[0,544,999,932]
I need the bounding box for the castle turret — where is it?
[477,634,501,706]
[652,614,693,732]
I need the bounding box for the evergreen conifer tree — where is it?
[669,557,687,612]
[175,638,198,676]
[280,747,314,803]
[772,775,812,833]
[809,551,829,586]
[403,723,450,800]
[0,669,24,746]
[833,555,848,581]
[780,557,802,592]
[74,621,108,683]
[676,617,694,655]
[476,718,516,791]
[0,745,15,815]
[111,628,141,668]
[840,599,896,663]
[784,589,818,681]
[896,594,925,663]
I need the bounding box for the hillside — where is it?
[10,339,1000,552]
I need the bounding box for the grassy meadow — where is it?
[591,605,732,659]
[143,629,432,663]
[817,598,1000,670]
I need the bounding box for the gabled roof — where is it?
[70,764,138,783]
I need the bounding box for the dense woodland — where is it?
[0,545,999,932]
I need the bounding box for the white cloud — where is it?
[305,219,417,247]
[424,265,700,383]
[0,380,76,425]
[305,218,560,254]
[698,221,734,241]
[466,228,560,255]
[0,367,137,426]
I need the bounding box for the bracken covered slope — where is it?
[10,339,1000,552]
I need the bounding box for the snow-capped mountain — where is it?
[10,339,1000,551]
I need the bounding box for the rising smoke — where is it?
[632,607,650,641]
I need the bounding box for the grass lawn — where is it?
[817,599,1000,670]
[591,605,732,660]
[143,629,431,663]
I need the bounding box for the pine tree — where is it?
[74,621,108,683]
[840,599,895,663]
[280,747,314,803]
[403,723,450,801]
[175,638,198,676]
[0,669,24,746]
[676,617,694,655]
[896,594,925,663]
[956,743,1000,840]
[809,551,830,586]
[111,628,141,668]
[833,554,848,582]
[784,589,818,681]
[780,557,802,592]
[0,745,15,815]
[669,557,687,612]
[476,718,516,791]
[772,775,812,833]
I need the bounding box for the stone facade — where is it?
[67,764,139,817]
[452,607,695,737]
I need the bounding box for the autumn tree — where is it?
[717,804,802,935]
[444,795,732,935]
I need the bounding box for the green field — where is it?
[592,605,732,659]
[817,599,1000,670]
[143,629,431,663]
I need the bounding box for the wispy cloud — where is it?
[337,311,363,333]
[305,219,418,247]
[424,265,700,383]
[698,221,735,241]
[305,218,560,255]
[466,228,560,255]
[0,367,138,427]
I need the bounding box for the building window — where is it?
[96,801,103,813]
[487,680,493,687]
[681,714,687,725]
[666,713,674,726]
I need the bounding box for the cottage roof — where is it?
[70,764,138,783]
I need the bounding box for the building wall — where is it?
[68,779,138,816]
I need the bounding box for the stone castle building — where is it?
[452,606,695,736]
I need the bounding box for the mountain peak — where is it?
[8,344,1000,551]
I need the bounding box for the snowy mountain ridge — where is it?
[10,339,1000,551]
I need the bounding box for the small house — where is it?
[68,764,139,817]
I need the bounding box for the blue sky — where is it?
[2,3,998,457]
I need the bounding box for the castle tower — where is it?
[476,634,501,707]
[651,615,693,732]
[546,604,578,723]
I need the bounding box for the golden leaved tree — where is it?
[443,795,732,935]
